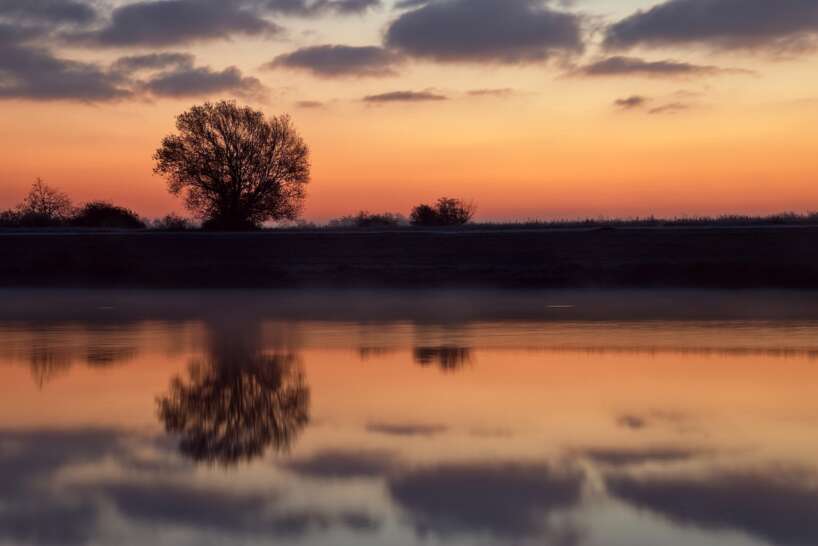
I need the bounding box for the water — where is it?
[2,290,818,546]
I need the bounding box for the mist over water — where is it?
[2,290,818,546]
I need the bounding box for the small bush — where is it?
[71,201,146,229]
[410,197,476,226]
[151,214,196,231]
[201,216,258,231]
[0,209,21,227]
[329,211,406,228]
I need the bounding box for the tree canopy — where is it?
[154,101,310,230]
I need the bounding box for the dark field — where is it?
[1,226,816,289]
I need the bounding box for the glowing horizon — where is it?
[1,0,817,222]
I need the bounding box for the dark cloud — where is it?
[363,90,446,102]
[255,0,381,16]
[648,101,690,115]
[72,0,281,48]
[111,52,195,73]
[467,88,516,97]
[605,0,818,52]
[388,462,585,539]
[366,422,448,436]
[574,56,731,78]
[283,449,397,478]
[1,23,262,103]
[268,44,401,77]
[142,65,266,98]
[606,468,818,546]
[295,99,325,108]
[0,32,132,101]
[613,96,693,115]
[385,0,584,63]
[614,95,648,110]
[0,0,97,25]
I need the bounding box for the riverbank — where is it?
[1,226,816,289]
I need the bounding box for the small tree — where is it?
[154,101,310,230]
[410,197,475,226]
[18,178,73,225]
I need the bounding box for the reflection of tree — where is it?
[157,325,309,465]
[413,346,472,372]
[28,347,73,389]
[14,327,139,389]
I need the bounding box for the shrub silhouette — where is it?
[410,197,475,226]
[151,213,196,231]
[329,211,406,228]
[154,101,310,231]
[71,201,145,229]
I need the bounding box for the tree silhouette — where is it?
[157,324,310,465]
[17,178,73,225]
[154,101,310,230]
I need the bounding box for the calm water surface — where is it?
[2,290,818,546]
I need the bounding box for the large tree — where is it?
[154,101,310,230]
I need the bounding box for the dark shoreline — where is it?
[1,226,817,289]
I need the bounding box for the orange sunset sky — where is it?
[1,0,817,221]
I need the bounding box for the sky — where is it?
[1,0,817,221]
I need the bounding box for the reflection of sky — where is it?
[2,294,818,546]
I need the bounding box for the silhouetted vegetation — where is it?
[70,201,146,229]
[329,211,406,228]
[0,180,151,229]
[18,178,73,226]
[154,101,310,231]
[410,197,476,226]
[151,214,197,231]
[0,179,73,227]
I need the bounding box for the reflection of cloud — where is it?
[617,414,647,429]
[0,429,139,546]
[388,462,584,540]
[606,468,818,546]
[94,482,380,536]
[413,346,472,371]
[366,422,448,437]
[582,447,703,466]
[283,449,397,479]
[615,410,694,433]
[0,428,379,544]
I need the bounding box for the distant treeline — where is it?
[0,179,194,230]
[2,179,817,231]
